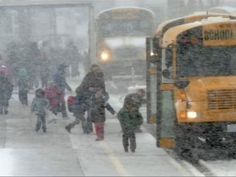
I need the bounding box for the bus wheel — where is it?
[226,133,236,159]
[205,124,224,148]
[175,125,199,164]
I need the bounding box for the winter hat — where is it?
[35,88,45,97]
[90,64,101,73]
[0,65,7,77]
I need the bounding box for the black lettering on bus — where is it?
[204,31,209,40]
[214,30,219,40]
[204,29,233,41]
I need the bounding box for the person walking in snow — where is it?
[53,63,72,118]
[31,88,49,133]
[65,64,106,134]
[0,67,13,114]
[124,89,146,133]
[117,89,145,152]
[17,68,30,105]
[44,81,62,115]
[90,89,115,141]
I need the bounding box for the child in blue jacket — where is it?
[31,88,49,133]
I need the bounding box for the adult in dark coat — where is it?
[53,63,72,118]
[77,64,106,94]
[17,68,30,105]
[0,72,13,114]
[65,64,106,134]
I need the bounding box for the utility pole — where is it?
[88,4,95,71]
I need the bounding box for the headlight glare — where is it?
[100,51,110,62]
[187,111,197,119]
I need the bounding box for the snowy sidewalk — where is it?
[69,118,200,176]
[0,93,200,176]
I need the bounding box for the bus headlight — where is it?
[187,111,198,119]
[100,51,110,62]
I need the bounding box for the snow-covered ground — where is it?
[199,159,236,176]
[0,92,201,176]
[2,85,236,176]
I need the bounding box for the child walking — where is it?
[90,89,115,141]
[45,81,62,115]
[118,89,145,152]
[31,88,49,133]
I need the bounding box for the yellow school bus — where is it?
[148,18,236,162]
[146,12,236,124]
[96,7,155,89]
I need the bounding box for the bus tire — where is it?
[175,124,199,164]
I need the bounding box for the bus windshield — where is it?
[177,45,236,77]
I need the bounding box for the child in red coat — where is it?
[45,82,63,115]
[90,89,115,141]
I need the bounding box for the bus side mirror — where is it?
[175,79,190,89]
[162,69,171,79]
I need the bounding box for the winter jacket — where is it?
[45,85,62,109]
[74,70,106,110]
[90,92,115,123]
[0,76,13,106]
[31,97,49,116]
[53,70,71,93]
[118,107,143,133]
[76,71,105,95]
[17,78,30,91]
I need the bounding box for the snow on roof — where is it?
[0,0,91,7]
[96,6,155,19]
[155,11,235,37]
[208,6,236,14]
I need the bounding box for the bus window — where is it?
[230,49,236,75]
[177,45,232,77]
[165,47,173,69]
[162,47,174,80]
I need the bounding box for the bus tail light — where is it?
[180,111,187,119]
